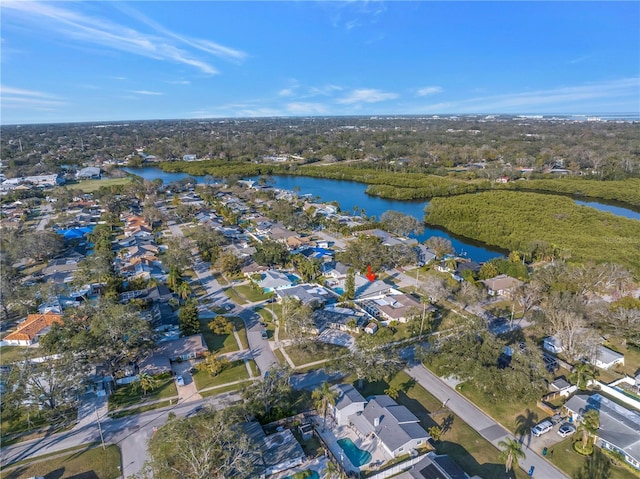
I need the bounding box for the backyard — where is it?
[192,359,250,390]
[198,316,243,354]
[285,342,349,368]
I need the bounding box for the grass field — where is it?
[192,360,249,390]
[223,287,248,305]
[71,177,133,192]
[233,284,273,302]
[357,371,529,479]
[547,438,637,479]
[199,380,254,397]
[198,316,240,354]
[108,400,173,419]
[108,373,177,410]
[3,443,122,479]
[0,345,40,366]
[285,342,348,367]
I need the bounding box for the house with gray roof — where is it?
[564,393,640,471]
[259,270,295,292]
[241,420,306,477]
[76,166,102,179]
[331,384,367,426]
[590,345,624,370]
[354,274,397,300]
[277,284,333,308]
[349,394,431,458]
[313,307,367,333]
[395,451,469,479]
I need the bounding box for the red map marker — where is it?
[366,265,376,282]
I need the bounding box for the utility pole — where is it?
[95,407,106,450]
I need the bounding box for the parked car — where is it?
[558,423,576,437]
[261,328,268,339]
[531,420,553,437]
[176,375,185,387]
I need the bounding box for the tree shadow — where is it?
[440,413,454,435]
[498,327,527,345]
[395,390,439,430]
[515,408,538,448]
[67,472,99,479]
[46,469,67,479]
[436,440,512,479]
[399,377,416,393]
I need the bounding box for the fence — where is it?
[365,452,431,479]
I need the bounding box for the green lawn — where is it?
[108,400,173,419]
[108,373,177,410]
[192,360,249,390]
[1,407,76,444]
[199,316,240,354]
[272,348,287,366]
[255,306,274,323]
[200,380,254,398]
[356,371,529,479]
[233,284,273,302]
[2,443,122,479]
[547,438,637,479]
[0,346,40,366]
[248,359,260,377]
[223,287,248,305]
[285,342,349,367]
[228,316,249,349]
[71,177,133,192]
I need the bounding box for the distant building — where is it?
[76,167,102,179]
[183,154,197,161]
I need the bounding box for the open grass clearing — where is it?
[199,380,254,397]
[223,287,248,305]
[228,316,249,349]
[198,316,240,354]
[285,342,348,367]
[108,372,177,410]
[0,345,40,366]
[356,371,529,479]
[272,347,287,366]
[233,284,273,302]
[192,360,249,390]
[248,359,260,377]
[2,443,122,479]
[1,408,76,445]
[71,177,133,192]
[455,381,548,435]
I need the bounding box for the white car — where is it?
[558,423,576,437]
[176,375,185,387]
[531,420,553,437]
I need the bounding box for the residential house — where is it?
[76,167,102,179]
[322,261,349,280]
[364,322,378,334]
[355,229,418,247]
[415,245,437,266]
[313,307,367,333]
[395,452,469,479]
[259,270,296,292]
[349,394,431,458]
[590,345,624,370]
[564,393,640,471]
[242,420,307,478]
[277,284,333,308]
[151,334,207,362]
[362,293,435,325]
[353,274,397,300]
[4,313,64,346]
[331,383,367,426]
[481,274,524,298]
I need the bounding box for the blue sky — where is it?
[1,1,638,124]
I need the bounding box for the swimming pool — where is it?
[337,438,372,467]
[283,470,320,479]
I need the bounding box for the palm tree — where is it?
[167,268,182,292]
[312,382,338,431]
[498,437,526,475]
[571,362,599,390]
[577,409,599,449]
[323,460,342,479]
[177,281,192,301]
[135,373,159,396]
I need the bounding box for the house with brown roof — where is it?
[4,313,63,346]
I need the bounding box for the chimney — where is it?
[374,416,381,427]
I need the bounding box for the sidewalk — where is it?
[406,364,568,479]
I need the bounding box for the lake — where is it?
[123,166,640,262]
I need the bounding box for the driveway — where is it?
[406,364,568,479]
[236,306,278,375]
[171,360,201,404]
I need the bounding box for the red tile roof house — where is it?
[4,313,63,346]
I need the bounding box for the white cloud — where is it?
[130,90,164,96]
[417,86,443,96]
[279,88,295,97]
[0,85,66,110]
[2,1,247,75]
[286,102,328,115]
[307,84,343,97]
[413,78,639,113]
[167,80,191,85]
[337,88,399,104]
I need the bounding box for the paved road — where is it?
[235,304,278,375]
[0,392,241,477]
[406,364,568,479]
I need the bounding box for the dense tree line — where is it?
[425,191,640,274]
